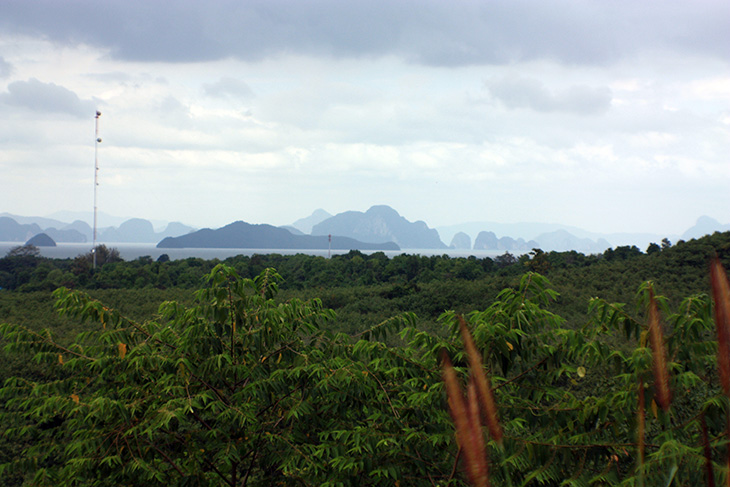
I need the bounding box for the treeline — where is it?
[3,233,728,294]
[1,234,729,344]
[0,245,520,292]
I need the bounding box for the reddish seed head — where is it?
[458,316,503,445]
[647,287,671,412]
[710,258,730,397]
[441,350,490,487]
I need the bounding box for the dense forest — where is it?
[1,232,730,485]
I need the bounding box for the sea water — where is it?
[0,242,520,261]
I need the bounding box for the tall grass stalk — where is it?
[459,315,503,445]
[710,258,730,487]
[441,350,490,487]
[648,287,672,412]
[637,377,645,487]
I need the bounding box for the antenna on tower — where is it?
[92,110,102,270]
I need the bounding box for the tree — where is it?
[5,244,40,258]
[494,251,517,269]
[69,245,123,284]
[526,248,551,273]
[90,244,122,266]
[646,242,661,254]
[0,245,42,290]
[604,245,643,261]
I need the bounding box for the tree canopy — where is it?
[1,241,730,485]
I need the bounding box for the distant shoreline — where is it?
[0,242,524,261]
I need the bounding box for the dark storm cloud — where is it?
[1,0,727,66]
[485,76,612,115]
[203,77,255,99]
[0,78,96,118]
[0,57,11,78]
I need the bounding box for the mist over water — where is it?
[0,242,521,261]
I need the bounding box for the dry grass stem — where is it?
[700,412,715,487]
[709,258,730,487]
[647,288,671,411]
[467,377,489,485]
[637,378,645,468]
[710,258,730,397]
[458,315,503,445]
[441,349,490,487]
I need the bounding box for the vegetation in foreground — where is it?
[0,233,729,485]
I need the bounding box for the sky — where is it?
[0,0,728,235]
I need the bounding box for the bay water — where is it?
[0,242,518,261]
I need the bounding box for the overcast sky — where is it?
[0,0,728,234]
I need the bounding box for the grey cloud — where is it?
[203,77,254,99]
[485,76,612,115]
[0,57,11,78]
[84,71,134,83]
[0,0,727,67]
[156,96,192,121]
[151,95,198,130]
[0,78,96,117]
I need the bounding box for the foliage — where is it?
[2,233,730,485]
[5,245,40,258]
[436,272,727,486]
[2,232,729,301]
[0,266,454,486]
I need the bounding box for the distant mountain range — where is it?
[99,219,196,243]
[306,208,727,253]
[1,208,728,255]
[157,221,399,251]
[312,205,447,249]
[436,220,684,252]
[444,228,607,253]
[473,231,540,252]
[290,209,332,234]
[0,215,88,243]
[0,213,194,244]
[681,215,730,240]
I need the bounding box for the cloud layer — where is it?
[0,56,10,78]
[0,0,728,235]
[0,78,95,117]
[485,76,612,115]
[2,0,729,66]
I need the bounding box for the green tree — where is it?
[494,252,517,269]
[646,242,661,254]
[526,248,551,273]
[5,245,40,258]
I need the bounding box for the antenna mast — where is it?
[93,111,101,269]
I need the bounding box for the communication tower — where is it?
[92,111,102,269]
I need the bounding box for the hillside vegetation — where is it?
[0,232,729,485]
